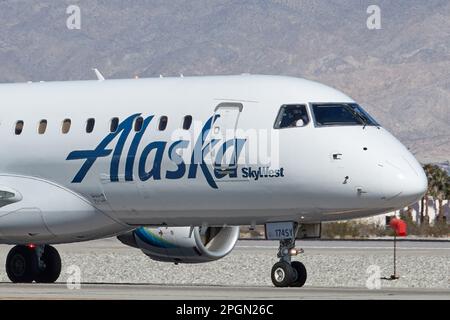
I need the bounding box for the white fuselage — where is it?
[0,75,427,244]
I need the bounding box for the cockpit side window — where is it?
[274,105,310,129]
[312,103,379,127]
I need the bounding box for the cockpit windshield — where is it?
[312,103,380,127]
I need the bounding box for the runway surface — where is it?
[0,239,448,299]
[0,283,448,300]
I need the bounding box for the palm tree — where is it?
[423,164,450,223]
[434,170,450,222]
[422,164,439,224]
[420,164,426,223]
[443,179,450,223]
[446,178,450,222]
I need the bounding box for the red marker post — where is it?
[390,218,407,237]
[386,217,407,280]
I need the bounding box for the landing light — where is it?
[289,248,304,256]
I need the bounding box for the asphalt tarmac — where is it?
[0,239,448,299]
[0,283,448,300]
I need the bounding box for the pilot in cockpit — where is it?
[278,105,309,128]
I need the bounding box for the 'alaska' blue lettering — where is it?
[67,114,140,183]
[67,114,253,189]
[125,116,154,181]
[188,115,220,189]
[139,141,167,181]
[166,140,189,180]
[213,138,247,179]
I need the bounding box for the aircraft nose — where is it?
[383,156,428,207]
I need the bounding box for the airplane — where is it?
[0,74,427,287]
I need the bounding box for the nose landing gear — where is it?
[271,237,307,288]
[5,245,61,283]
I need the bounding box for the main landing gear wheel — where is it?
[5,245,61,283]
[35,245,62,283]
[6,245,38,283]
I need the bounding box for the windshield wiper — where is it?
[344,105,369,129]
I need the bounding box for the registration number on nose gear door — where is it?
[265,222,295,240]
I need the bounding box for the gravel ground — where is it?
[0,239,448,290]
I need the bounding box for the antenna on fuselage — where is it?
[92,68,105,81]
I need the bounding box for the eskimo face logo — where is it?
[66,114,247,189]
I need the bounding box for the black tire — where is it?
[35,245,61,283]
[290,261,307,287]
[271,261,295,287]
[6,245,39,283]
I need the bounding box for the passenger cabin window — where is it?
[62,119,71,134]
[15,121,24,135]
[110,117,119,132]
[86,118,95,133]
[38,120,47,134]
[312,103,379,127]
[159,116,168,131]
[183,115,192,130]
[274,105,309,129]
[134,117,143,132]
